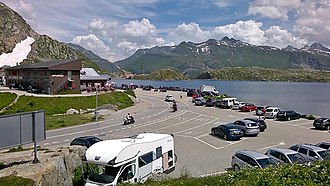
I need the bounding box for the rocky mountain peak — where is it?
[0,2,37,54]
[309,42,330,52]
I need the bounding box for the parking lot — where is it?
[119,90,330,177]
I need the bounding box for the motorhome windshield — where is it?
[88,165,120,184]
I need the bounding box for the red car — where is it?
[240,104,257,112]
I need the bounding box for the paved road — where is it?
[29,89,330,177]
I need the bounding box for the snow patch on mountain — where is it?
[0,36,35,67]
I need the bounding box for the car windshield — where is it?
[317,150,328,159]
[257,158,277,168]
[287,153,308,164]
[266,109,273,112]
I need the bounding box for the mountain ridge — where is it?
[115,37,330,78]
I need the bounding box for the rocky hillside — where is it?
[0,2,102,72]
[67,43,121,73]
[115,37,330,78]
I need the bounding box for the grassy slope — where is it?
[2,91,133,115]
[1,91,134,130]
[0,92,17,110]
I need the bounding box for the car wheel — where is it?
[224,134,228,140]
[327,125,330,130]
[211,130,215,135]
[233,164,240,171]
[288,117,291,121]
[242,130,246,136]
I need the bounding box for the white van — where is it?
[83,133,175,186]
[219,98,237,109]
[265,107,281,119]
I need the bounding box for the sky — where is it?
[2,0,330,62]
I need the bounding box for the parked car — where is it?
[244,118,267,132]
[240,103,257,112]
[205,98,216,107]
[231,150,277,171]
[70,136,102,148]
[315,141,330,150]
[194,97,206,106]
[232,102,246,110]
[313,117,330,130]
[233,120,260,136]
[218,98,237,109]
[276,110,300,121]
[164,95,174,102]
[265,107,281,119]
[256,106,266,116]
[211,123,244,140]
[265,147,314,166]
[289,144,328,161]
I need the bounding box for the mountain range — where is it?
[1,2,330,80]
[115,37,330,78]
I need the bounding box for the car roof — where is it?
[317,141,330,145]
[295,144,327,151]
[237,150,269,159]
[222,123,240,128]
[266,107,280,110]
[268,147,298,155]
[74,136,100,140]
[235,119,255,124]
[244,117,260,121]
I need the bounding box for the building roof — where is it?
[8,59,81,70]
[80,68,110,81]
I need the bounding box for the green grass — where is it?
[118,161,330,186]
[0,176,35,186]
[46,114,96,130]
[2,91,133,116]
[0,91,134,130]
[0,92,17,110]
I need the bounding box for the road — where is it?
[40,89,330,177]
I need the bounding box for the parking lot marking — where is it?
[64,139,70,142]
[175,133,195,139]
[228,115,237,118]
[194,137,218,149]
[215,139,246,150]
[175,118,218,134]
[294,122,312,126]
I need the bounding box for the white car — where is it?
[164,95,174,102]
[265,107,281,119]
[232,102,246,110]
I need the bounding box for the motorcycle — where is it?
[123,116,135,125]
[172,104,177,112]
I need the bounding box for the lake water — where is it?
[113,79,330,117]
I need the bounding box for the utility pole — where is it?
[95,83,99,121]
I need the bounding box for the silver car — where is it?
[265,147,314,165]
[289,144,328,161]
[233,120,260,136]
[231,150,276,171]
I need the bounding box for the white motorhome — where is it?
[200,85,219,95]
[83,133,175,186]
[219,98,237,109]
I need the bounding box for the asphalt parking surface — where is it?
[3,88,327,178]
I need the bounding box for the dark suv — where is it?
[276,110,300,121]
[313,118,330,130]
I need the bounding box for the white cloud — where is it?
[248,0,301,20]
[264,26,307,48]
[168,23,211,44]
[71,34,116,62]
[212,20,267,45]
[86,18,165,61]
[293,0,330,46]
